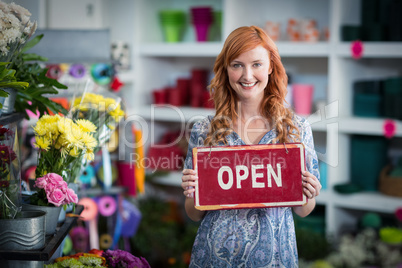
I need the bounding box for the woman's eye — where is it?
[232,63,242,68]
[253,63,262,67]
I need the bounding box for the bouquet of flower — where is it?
[0,1,37,62]
[0,1,37,101]
[102,249,151,268]
[44,252,107,268]
[29,173,78,208]
[0,124,20,219]
[71,92,125,150]
[44,249,150,268]
[33,114,98,184]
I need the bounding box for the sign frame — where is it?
[193,143,307,211]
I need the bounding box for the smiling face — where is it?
[227,45,272,104]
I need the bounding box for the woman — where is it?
[181,26,321,267]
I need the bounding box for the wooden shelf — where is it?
[0,205,83,261]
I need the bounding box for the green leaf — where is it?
[0,81,29,89]
[22,53,48,62]
[0,89,9,97]
[21,34,44,53]
[38,69,68,89]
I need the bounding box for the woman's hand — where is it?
[302,170,321,199]
[181,169,198,198]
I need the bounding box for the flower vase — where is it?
[1,88,17,115]
[22,203,62,236]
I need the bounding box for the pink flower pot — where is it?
[292,84,314,115]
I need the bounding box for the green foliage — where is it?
[0,62,29,108]
[131,197,198,268]
[296,228,332,261]
[8,34,68,118]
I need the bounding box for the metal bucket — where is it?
[0,260,44,268]
[1,88,17,115]
[22,204,62,236]
[0,210,46,251]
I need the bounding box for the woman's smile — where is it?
[228,45,272,102]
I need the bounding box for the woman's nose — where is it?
[242,66,253,80]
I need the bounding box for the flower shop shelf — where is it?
[0,112,25,125]
[0,205,83,261]
[339,117,402,137]
[138,42,330,58]
[331,192,402,214]
[336,42,402,58]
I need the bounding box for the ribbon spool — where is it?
[46,64,63,80]
[69,63,87,79]
[70,226,89,253]
[63,235,73,255]
[78,197,99,249]
[78,197,98,221]
[90,63,112,85]
[97,164,118,185]
[98,196,117,217]
[80,165,95,184]
[99,234,113,250]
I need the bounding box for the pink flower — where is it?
[47,188,66,207]
[64,188,78,205]
[34,176,48,189]
[45,173,67,188]
[45,182,56,193]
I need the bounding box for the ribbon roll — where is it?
[46,64,63,80]
[90,63,112,85]
[98,196,117,217]
[80,164,95,184]
[78,197,98,221]
[63,235,73,255]
[78,197,99,249]
[69,63,87,78]
[99,233,113,250]
[70,226,89,253]
[98,164,118,184]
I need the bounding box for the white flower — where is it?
[0,1,36,60]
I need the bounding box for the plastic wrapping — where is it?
[67,80,125,182]
[0,122,21,219]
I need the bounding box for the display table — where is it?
[0,205,83,261]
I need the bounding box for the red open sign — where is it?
[193,143,307,210]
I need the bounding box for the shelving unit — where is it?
[128,0,402,239]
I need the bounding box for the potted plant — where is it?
[0,1,67,117]
[9,34,68,118]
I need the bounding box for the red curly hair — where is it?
[204,25,300,146]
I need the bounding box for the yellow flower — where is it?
[33,123,46,136]
[82,132,98,149]
[57,117,74,134]
[34,136,51,150]
[76,119,97,133]
[69,146,80,157]
[84,149,95,161]
[64,124,85,150]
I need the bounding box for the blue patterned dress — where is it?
[184,115,320,268]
